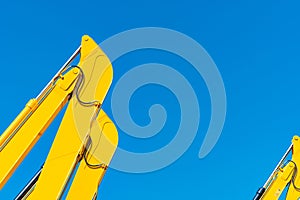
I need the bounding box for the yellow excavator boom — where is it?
[0,35,118,199]
[254,136,300,199]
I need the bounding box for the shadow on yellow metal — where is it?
[0,35,118,199]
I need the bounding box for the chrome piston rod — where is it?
[36,46,81,100]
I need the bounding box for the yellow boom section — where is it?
[0,35,118,199]
[254,136,300,200]
[0,67,79,188]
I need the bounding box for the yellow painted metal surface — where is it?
[0,35,118,199]
[260,163,294,199]
[0,98,37,148]
[0,69,78,189]
[66,110,118,200]
[26,97,85,199]
[285,136,300,199]
[261,136,300,199]
[26,35,117,199]
[72,35,114,163]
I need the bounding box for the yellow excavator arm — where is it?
[0,35,118,199]
[254,136,300,199]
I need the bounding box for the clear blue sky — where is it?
[0,0,299,199]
